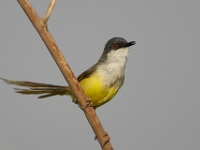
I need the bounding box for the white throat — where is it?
[106,47,129,64]
[97,47,129,86]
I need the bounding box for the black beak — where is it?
[126,41,136,47]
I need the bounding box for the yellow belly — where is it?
[79,74,118,108]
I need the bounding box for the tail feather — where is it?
[1,78,72,98]
[1,78,64,88]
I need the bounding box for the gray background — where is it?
[0,0,200,150]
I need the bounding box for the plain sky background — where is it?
[0,0,200,150]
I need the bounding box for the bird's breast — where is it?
[96,50,128,87]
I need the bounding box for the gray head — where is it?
[104,37,135,53]
[103,37,136,54]
[99,37,136,62]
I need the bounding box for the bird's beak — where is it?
[126,41,136,47]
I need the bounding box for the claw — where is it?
[80,99,93,110]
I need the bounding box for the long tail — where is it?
[0,78,72,98]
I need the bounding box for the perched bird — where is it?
[1,37,136,109]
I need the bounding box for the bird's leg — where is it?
[73,96,93,110]
[80,99,93,110]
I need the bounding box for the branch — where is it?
[44,0,56,23]
[17,0,113,149]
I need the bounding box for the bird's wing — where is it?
[77,65,97,82]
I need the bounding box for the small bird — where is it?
[1,37,136,109]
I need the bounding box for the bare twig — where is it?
[17,0,113,149]
[44,0,56,23]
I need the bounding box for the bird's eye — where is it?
[112,44,118,50]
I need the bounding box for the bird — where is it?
[1,37,136,109]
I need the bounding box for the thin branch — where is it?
[44,0,56,23]
[17,0,113,150]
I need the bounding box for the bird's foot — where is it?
[80,99,93,110]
